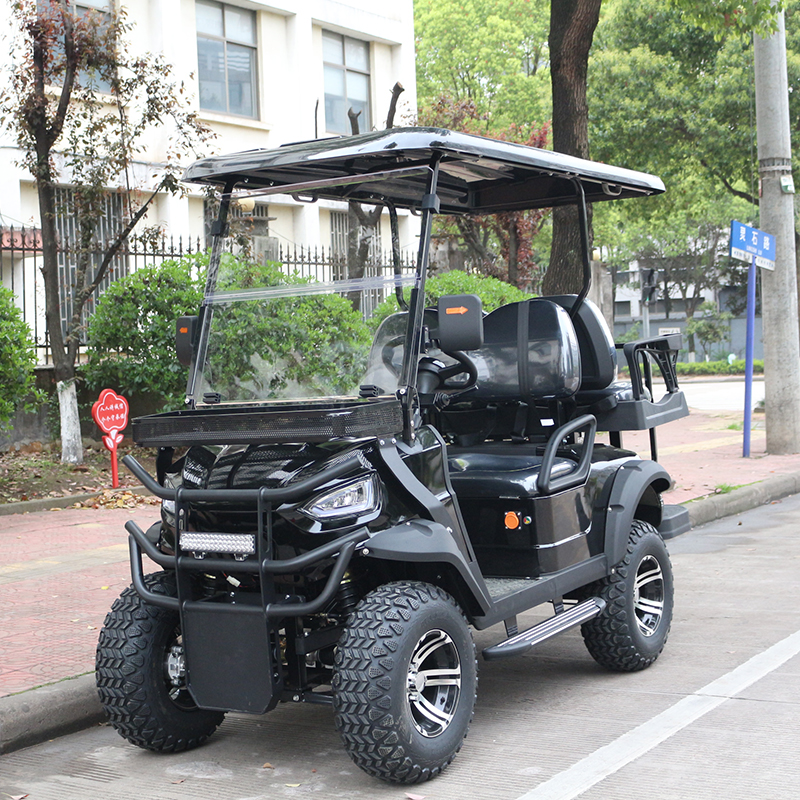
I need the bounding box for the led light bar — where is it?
[179,532,256,555]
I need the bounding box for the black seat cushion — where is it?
[448,443,576,498]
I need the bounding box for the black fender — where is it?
[365,519,493,615]
[603,459,672,567]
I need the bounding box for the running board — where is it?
[482,598,605,661]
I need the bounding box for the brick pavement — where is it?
[2,408,800,699]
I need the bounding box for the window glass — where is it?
[196,0,223,35]
[227,43,256,117]
[197,37,226,113]
[196,1,257,118]
[224,5,255,44]
[345,38,369,72]
[323,31,370,134]
[322,31,343,64]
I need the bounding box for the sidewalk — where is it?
[2,405,800,752]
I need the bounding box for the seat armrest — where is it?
[619,334,682,400]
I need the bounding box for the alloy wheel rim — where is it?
[405,628,462,737]
[633,555,665,637]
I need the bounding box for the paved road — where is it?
[677,378,765,412]
[2,494,799,800]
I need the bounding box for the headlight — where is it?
[301,474,380,522]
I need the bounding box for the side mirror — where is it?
[176,315,198,366]
[437,294,483,352]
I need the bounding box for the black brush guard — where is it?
[122,453,370,714]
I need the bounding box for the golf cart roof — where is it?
[182,127,664,214]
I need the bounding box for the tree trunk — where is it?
[36,159,84,464]
[542,0,602,296]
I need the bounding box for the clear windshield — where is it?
[192,256,417,405]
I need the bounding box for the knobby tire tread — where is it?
[95,571,224,753]
[332,581,477,784]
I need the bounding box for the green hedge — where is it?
[675,359,763,376]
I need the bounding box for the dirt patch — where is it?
[0,443,158,505]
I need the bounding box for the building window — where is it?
[323,31,370,134]
[196,0,257,118]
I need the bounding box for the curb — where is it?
[0,674,105,754]
[0,485,149,516]
[685,471,800,528]
[1,471,799,756]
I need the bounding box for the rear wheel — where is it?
[332,581,477,784]
[581,520,673,671]
[96,571,225,752]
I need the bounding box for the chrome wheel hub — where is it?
[633,555,665,637]
[405,629,462,738]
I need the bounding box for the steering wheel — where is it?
[417,350,478,394]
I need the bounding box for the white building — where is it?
[0,0,419,348]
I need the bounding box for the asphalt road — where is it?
[2,492,799,800]
[675,378,765,412]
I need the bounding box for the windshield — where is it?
[191,256,417,406]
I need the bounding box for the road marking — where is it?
[516,627,800,800]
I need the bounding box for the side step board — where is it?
[482,597,605,661]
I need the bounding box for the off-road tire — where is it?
[95,571,225,752]
[581,520,673,672]
[332,581,477,784]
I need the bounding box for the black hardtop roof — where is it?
[182,127,664,214]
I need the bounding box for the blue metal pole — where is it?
[743,256,756,457]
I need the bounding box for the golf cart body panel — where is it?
[98,127,688,782]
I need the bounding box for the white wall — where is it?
[0,0,418,252]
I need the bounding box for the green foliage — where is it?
[667,0,783,37]
[370,271,531,329]
[84,255,206,409]
[684,301,733,357]
[0,287,44,429]
[205,278,372,402]
[415,0,551,128]
[675,359,762,375]
[616,322,641,344]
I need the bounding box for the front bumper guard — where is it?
[122,452,370,618]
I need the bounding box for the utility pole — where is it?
[754,8,800,454]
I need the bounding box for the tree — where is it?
[685,301,733,359]
[0,0,213,463]
[84,256,205,410]
[542,0,602,295]
[0,286,44,430]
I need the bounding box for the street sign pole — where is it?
[729,220,776,458]
[743,255,757,458]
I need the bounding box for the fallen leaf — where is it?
[285,784,301,788]
[262,762,274,769]
[170,779,185,784]
[100,586,110,590]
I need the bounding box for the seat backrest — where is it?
[546,295,616,391]
[467,298,581,403]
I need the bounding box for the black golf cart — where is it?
[96,128,690,784]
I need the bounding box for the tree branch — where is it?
[385,82,404,128]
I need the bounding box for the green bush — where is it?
[84,254,206,410]
[675,359,762,376]
[371,270,531,329]
[0,286,43,429]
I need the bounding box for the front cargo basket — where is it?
[132,399,404,447]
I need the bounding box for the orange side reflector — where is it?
[445,306,468,315]
[504,511,520,530]
[179,327,189,334]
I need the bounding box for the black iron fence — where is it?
[0,227,416,362]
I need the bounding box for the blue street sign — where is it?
[730,220,776,270]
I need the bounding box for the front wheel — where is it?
[332,581,477,784]
[580,520,674,672]
[95,571,225,752]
